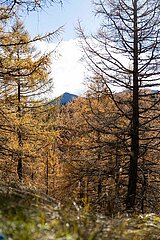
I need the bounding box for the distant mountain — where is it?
[49,92,78,106]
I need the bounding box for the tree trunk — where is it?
[126,0,139,210]
[46,154,49,194]
[17,79,23,181]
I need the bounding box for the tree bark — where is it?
[126,0,139,210]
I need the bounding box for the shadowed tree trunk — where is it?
[126,0,139,210]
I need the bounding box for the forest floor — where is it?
[0,187,160,240]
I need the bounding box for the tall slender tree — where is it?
[0,19,53,181]
[0,0,62,188]
[78,0,160,211]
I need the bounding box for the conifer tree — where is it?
[78,0,160,212]
[0,19,55,182]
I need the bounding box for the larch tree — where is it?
[77,0,160,212]
[0,18,55,182]
[0,0,63,191]
[51,92,122,213]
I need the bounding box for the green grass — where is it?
[0,190,159,240]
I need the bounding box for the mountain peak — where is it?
[60,92,78,105]
[49,92,78,106]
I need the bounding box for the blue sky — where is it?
[23,0,100,97]
[24,0,99,40]
[23,1,126,97]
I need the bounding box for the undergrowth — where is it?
[0,188,159,240]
